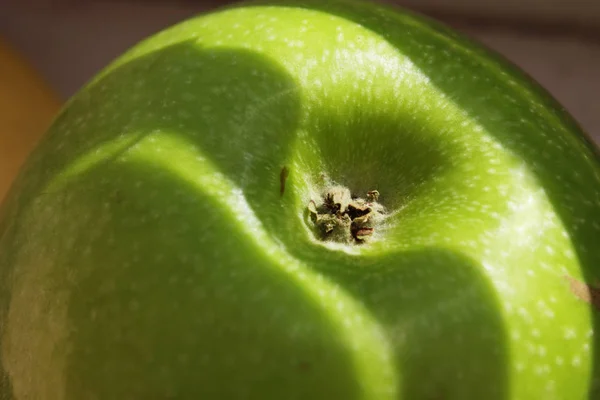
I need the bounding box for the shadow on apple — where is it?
[0,39,510,398]
[296,243,509,399]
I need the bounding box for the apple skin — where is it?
[1,0,600,398]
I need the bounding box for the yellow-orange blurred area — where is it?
[0,37,61,201]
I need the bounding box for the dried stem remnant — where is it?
[307,186,385,244]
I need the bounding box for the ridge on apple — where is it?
[0,0,599,399]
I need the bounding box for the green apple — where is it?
[1,0,599,398]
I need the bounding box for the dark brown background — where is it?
[2,0,599,143]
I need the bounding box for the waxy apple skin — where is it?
[1,0,599,398]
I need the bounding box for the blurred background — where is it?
[0,0,599,198]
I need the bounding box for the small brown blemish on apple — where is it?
[564,275,600,311]
[297,360,311,372]
[280,166,289,197]
[113,189,123,205]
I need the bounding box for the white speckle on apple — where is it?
[515,362,525,372]
[517,307,532,323]
[562,248,575,259]
[128,299,140,312]
[563,327,577,340]
[525,341,536,354]
[534,364,549,376]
